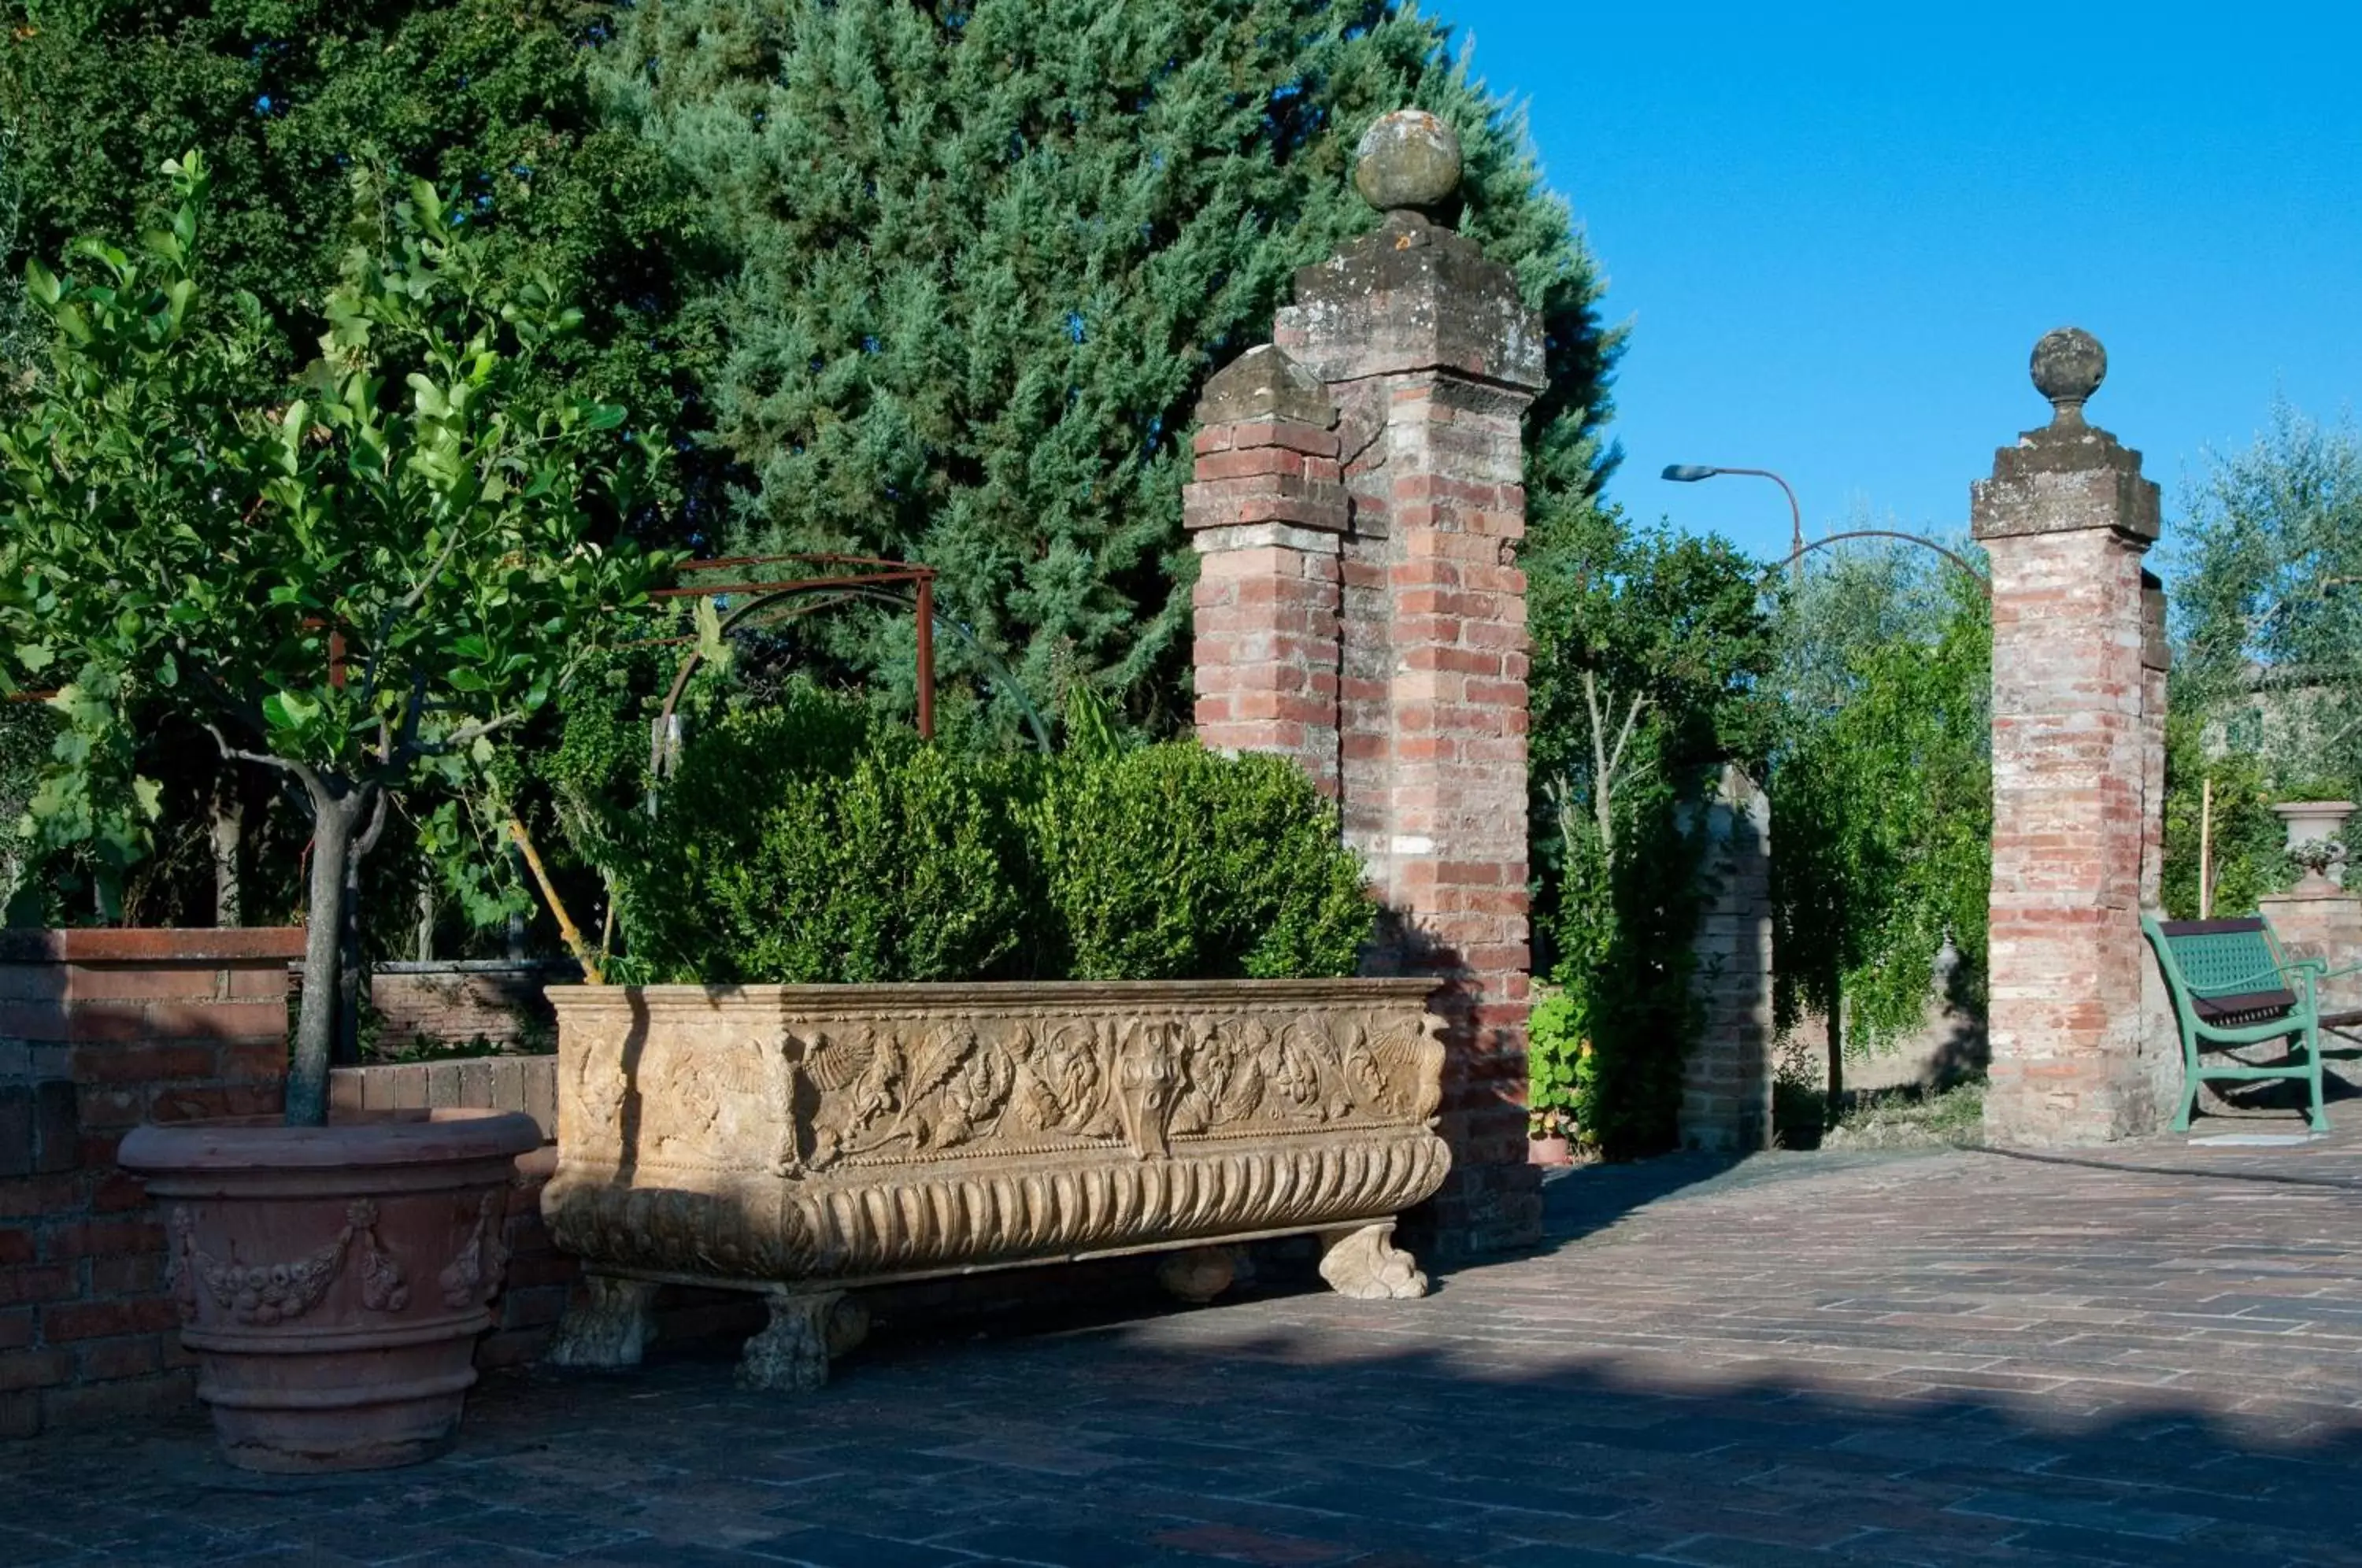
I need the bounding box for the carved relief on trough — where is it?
[542,979,1452,1380]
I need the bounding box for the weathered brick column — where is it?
[1184,345,1349,795]
[1679,766,1774,1152]
[1973,330,2175,1145]
[1186,113,1546,1259]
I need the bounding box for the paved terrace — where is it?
[7,1120,2362,1568]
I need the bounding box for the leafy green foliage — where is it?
[0,153,670,1121]
[2160,712,2290,919]
[0,0,713,520]
[1769,547,1991,1078]
[6,667,159,923]
[602,0,1618,727]
[1,157,668,778]
[710,739,1030,984]
[2159,405,2362,912]
[1538,720,1706,1158]
[1529,513,1775,809]
[566,684,1375,984]
[1031,745,1372,981]
[1524,988,1581,1138]
[1526,510,1767,1156]
[0,696,47,916]
[2167,404,2362,790]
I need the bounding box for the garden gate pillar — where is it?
[1184,112,1546,1259]
[1971,329,2176,1145]
[1679,767,1775,1152]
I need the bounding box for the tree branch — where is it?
[1605,690,1650,784]
[204,723,329,813]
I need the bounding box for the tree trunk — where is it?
[335,795,390,1070]
[289,790,367,1127]
[1825,975,1845,1126]
[415,881,435,963]
[209,777,242,927]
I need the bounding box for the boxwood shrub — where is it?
[594,693,1376,984]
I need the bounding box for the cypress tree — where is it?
[601,0,1618,727]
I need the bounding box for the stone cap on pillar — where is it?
[1971,327,2160,545]
[1273,110,1545,393]
[1184,344,1347,546]
[1193,342,1338,431]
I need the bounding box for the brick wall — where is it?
[0,928,301,1438]
[369,961,575,1052]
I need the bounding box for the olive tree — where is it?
[0,153,665,1123]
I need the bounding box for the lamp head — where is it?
[1661,464,1720,483]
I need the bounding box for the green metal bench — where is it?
[2142,914,2362,1132]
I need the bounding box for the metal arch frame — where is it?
[649,562,1053,786]
[1767,530,1991,597]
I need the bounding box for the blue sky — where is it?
[1435,2,2362,564]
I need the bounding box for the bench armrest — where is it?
[2186,963,2313,997]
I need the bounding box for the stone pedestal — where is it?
[1973,331,2174,1145]
[1183,112,1546,1258]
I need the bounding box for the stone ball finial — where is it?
[1354,110,1463,216]
[2030,327,2106,426]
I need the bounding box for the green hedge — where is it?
[584,692,1375,985]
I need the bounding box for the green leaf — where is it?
[262,690,321,730]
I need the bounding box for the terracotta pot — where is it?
[119,1108,541,1474]
[1528,1134,1573,1167]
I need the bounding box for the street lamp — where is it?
[1661,464,1805,579]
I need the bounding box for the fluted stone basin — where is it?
[539,979,1452,1390]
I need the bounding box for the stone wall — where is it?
[2260,892,2362,1023]
[0,929,300,1438]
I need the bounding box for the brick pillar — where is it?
[2136,572,2179,1120]
[1183,344,1349,794]
[1190,112,1546,1259]
[1680,766,1774,1152]
[1973,330,2165,1146]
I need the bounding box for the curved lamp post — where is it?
[1663,464,1805,582]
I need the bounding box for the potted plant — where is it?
[1526,989,1582,1166]
[2272,793,2356,896]
[0,153,663,1470]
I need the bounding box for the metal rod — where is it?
[1764,531,1990,596]
[1705,467,1806,582]
[2199,775,2215,919]
[916,575,935,741]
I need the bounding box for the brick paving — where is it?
[6,1127,2362,1567]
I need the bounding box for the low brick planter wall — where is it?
[0,928,302,1438]
[330,1053,558,1141]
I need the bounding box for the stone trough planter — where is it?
[539,979,1450,1390]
